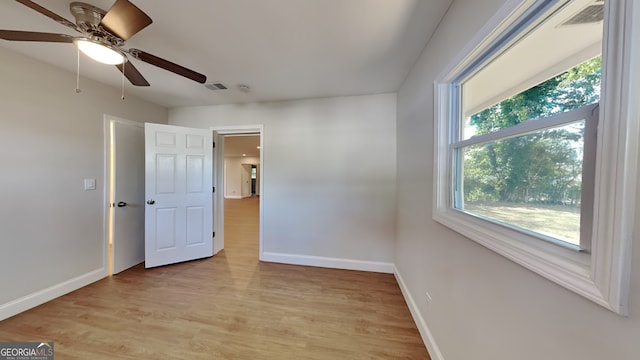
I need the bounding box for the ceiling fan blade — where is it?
[15,0,78,31]
[0,30,74,43]
[129,49,207,84]
[116,61,150,87]
[101,0,152,41]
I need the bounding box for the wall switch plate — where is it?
[84,178,96,190]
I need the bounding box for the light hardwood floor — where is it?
[0,197,429,359]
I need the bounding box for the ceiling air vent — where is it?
[204,82,228,91]
[560,2,604,26]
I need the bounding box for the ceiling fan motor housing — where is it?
[69,2,123,46]
[70,2,105,29]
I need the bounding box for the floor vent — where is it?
[204,82,228,91]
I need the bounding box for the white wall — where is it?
[224,156,260,198]
[170,94,396,268]
[395,0,640,359]
[0,46,167,317]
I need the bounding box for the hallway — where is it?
[223,196,260,264]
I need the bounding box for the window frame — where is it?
[433,0,639,315]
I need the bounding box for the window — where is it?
[457,56,600,250]
[433,0,639,314]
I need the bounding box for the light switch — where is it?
[84,178,96,190]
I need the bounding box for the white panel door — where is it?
[145,123,213,268]
[112,120,145,274]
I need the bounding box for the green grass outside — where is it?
[464,202,580,244]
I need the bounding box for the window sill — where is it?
[432,208,614,308]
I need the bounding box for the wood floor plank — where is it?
[0,196,429,359]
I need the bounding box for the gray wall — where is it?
[169,94,397,265]
[0,46,167,311]
[395,0,640,359]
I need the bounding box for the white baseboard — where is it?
[225,195,242,199]
[262,252,394,274]
[394,266,444,360]
[0,268,107,321]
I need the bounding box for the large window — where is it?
[433,0,639,314]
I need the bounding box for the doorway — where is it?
[104,123,264,271]
[251,165,257,196]
[104,116,145,275]
[222,134,260,258]
[107,122,214,272]
[211,125,264,260]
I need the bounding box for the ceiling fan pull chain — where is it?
[121,64,125,100]
[75,45,81,94]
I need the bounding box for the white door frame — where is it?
[211,125,264,260]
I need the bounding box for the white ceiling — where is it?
[0,0,452,108]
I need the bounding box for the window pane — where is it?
[463,56,601,140]
[458,120,585,245]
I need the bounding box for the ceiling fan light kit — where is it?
[1,0,207,91]
[75,38,126,65]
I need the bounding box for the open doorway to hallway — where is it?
[222,134,261,259]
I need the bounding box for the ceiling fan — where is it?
[0,0,207,87]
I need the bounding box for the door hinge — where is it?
[212,141,215,148]
[213,232,216,238]
[213,186,215,193]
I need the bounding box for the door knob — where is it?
[146,199,155,205]
[117,201,127,207]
